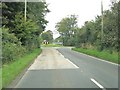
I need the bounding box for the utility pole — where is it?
[110,0,117,4]
[25,0,27,21]
[100,0,104,51]
[101,0,117,42]
[101,0,104,43]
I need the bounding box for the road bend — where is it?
[15,47,119,88]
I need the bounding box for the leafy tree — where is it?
[56,1,119,53]
[2,27,26,63]
[14,13,39,46]
[2,1,49,63]
[54,36,63,42]
[27,2,50,34]
[2,2,24,29]
[41,30,53,43]
[55,15,78,46]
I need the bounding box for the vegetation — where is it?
[2,1,49,63]
[72,48,118,64]
[2,48,42,88]
[41,44,62,47]
[55,2,119,63]
[0,68,2,89]
[55,15,78,46]
[1,1,49,88]
[1,1,119,88]
[41,30,53,43]
[54,36,63,43]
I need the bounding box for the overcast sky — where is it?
[45,0,112,39]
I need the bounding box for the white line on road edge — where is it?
[91,78,106,90]
[74,51,119,66]
[65,58,79,68]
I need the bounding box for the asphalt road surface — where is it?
[15,47,119,89]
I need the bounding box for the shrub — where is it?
[2,27,27,64]
[2,42,26,64]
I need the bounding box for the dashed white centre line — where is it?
[91,78,106,90]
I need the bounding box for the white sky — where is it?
[45,0,112,39]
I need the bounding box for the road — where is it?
[15,47,119,89]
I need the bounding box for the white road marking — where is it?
[65,58,79,68]
[28,49,79,70]
[60,54,65,58]
[56,50,65,58]
[58,52,79,68]
[74,51,119,66]
[91,78,106,90]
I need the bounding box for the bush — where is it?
[2,27,27,64]
[2,42,26,64]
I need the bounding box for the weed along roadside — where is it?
[72,48,119,64]
[2,48,42,88]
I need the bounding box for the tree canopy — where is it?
[56,1,119,53]
[41,30,53,43]
[55,15,78,46]
[2,1,49,63]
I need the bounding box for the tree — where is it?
[55,15,78,46]
[27,2,50,35]
[55,1,119,53]
[2,2,24,29]
[41,30,53,43]
[2,1,49,63]
[2,26,26,63]
[54,36,63,42]
[14,12,40,49]
[2,1,49,49]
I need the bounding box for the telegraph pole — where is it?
[100,0,104,50]
[101,0,104,43]
[110,0,117,4]
[25,0,27,21]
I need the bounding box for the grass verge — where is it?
[72,48,119,64]
[2,48,42,88]
[0,68,2,89]
[41,44,63,47]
